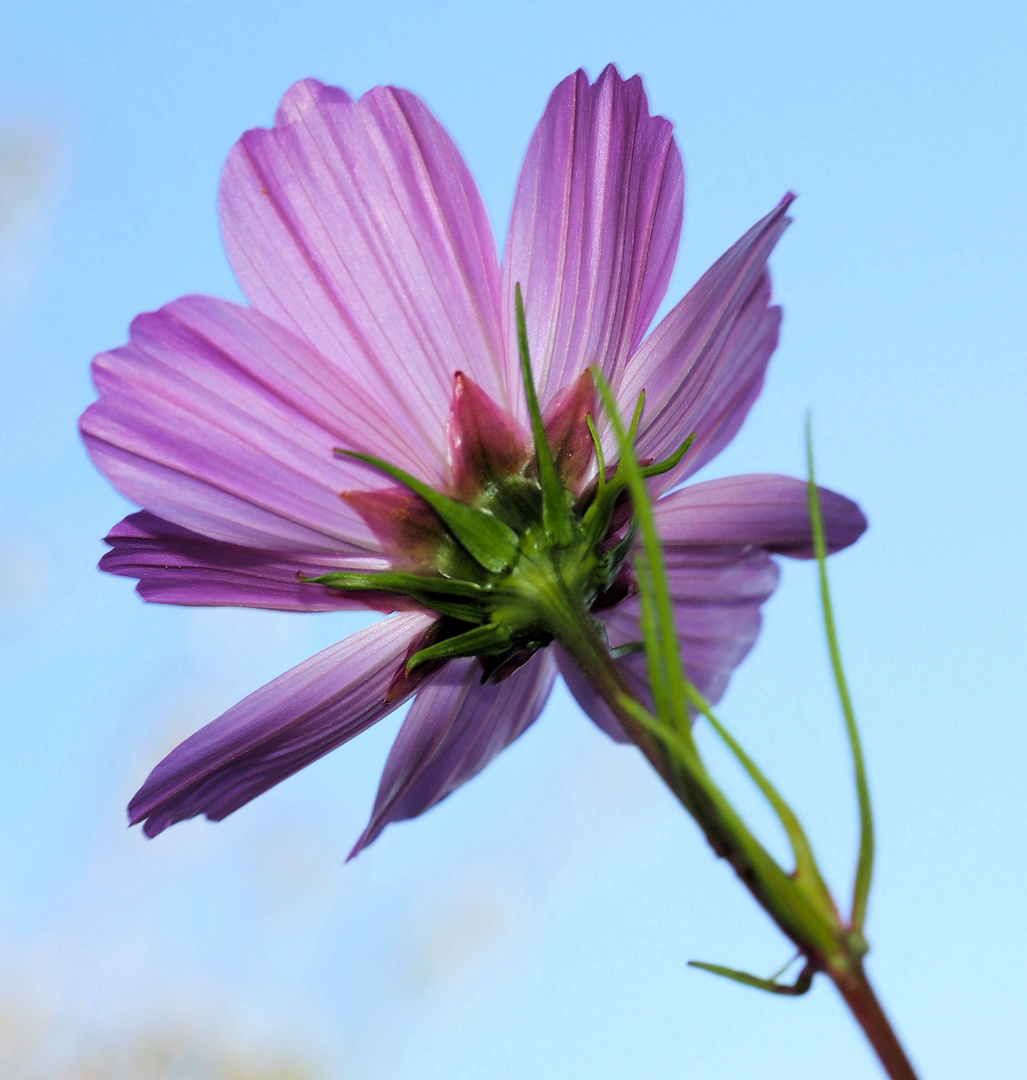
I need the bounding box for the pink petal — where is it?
[622,195,794,494]
[502,65,684,417]
[562,472,865,741]
[81,295,438,554]
[101,511,422,613]
[553,644,632,743]
[129,612,435,837]
[349,650,556,856]
[654,474,868,558]
[220,78,508,446]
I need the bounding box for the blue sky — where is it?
[1,1,1025,1076]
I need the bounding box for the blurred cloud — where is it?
[0,541,48,616]
[0,123,63,337]
[0,128,55,239]
[0,996,325,1080]
[402,863,526,994]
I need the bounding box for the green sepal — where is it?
[407,621,514,671]
[515,284,574,546]
[585,413,606,489]
[611,641,646,659]
[305,570,491,624]
[338,450,519,574]
[688,960,814,997]
[601,521,638,585]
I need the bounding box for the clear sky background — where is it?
[1,1,1025,1077]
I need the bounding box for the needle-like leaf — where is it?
[688,960,814,996]
[807,416,874,931]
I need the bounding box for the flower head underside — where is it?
[80,66,867,853]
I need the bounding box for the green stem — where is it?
[549,593,835,957]
[551,585,921,1080]
[543,590,679,794]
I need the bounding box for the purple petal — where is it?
[349,650,556,856]
[653,474,868,558]
[129,612,436,837]
[102,511,422,613]
[554,644,632,743]
[561,547,781,740]
[220,78,509,441]
[502,65,684,417]
[622,195,794,493]
[81,295,438,554]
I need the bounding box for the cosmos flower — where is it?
[80,65,866,856]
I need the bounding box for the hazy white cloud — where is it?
[0,995,326,1080]
[402,863,526,994]
[0,124,62,336]
[0,541,48,615]
[0,128,55,239]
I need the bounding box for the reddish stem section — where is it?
[830,964,921,1080]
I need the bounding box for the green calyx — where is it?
[304,287,694,679]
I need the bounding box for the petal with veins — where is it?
[220,78,508,440]
[81,295,434,553]
[622,195,794,493]
[101,511,420,613]
[129,612,436,837]
[503,65,683,416]
[654,474,868,558]
[350,650,556,855]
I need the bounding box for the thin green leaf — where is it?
[688,960,814,997]
[806,417,874,931]
[638,431,696,479]
[688,686,835,913]
[340,451,519,574]
[633,548,675,728]
[515,284,573,545]
[591,373,844,956]
[768,951,803,982]
[611,641,646,659]
[309,571,485,598]
[617,690,842,956]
